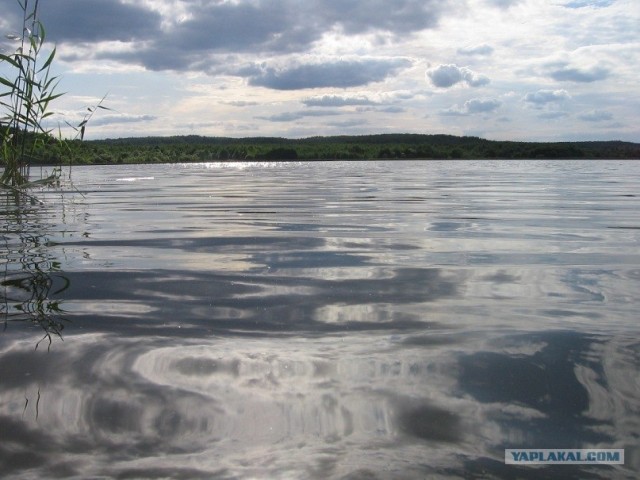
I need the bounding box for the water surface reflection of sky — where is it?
[1,160,639,478]
[1,330,637,478]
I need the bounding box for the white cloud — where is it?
[457,44,494,56]
[426,64,490,88]
[440,98,501,116]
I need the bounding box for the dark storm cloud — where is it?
[244,59,411,90]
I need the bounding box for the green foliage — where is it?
[0,1,108,188]
[55,134,640,165]
[0,0,63,186]
[0,1,106,345]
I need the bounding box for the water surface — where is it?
[2,160,639,479]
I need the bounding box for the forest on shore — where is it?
[28,133,640,165]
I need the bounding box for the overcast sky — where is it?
[1,0,638,141]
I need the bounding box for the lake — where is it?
[1,160,639,479]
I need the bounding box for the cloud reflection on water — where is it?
[54,265,458,337]
[0,328,638,478]
[2,160,640,478]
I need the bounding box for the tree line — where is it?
[7,133,640,166]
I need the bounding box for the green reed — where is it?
[1,0,61,186]
[1,0,107,188]
[0,1,103,347]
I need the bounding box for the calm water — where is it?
[1,160,639,479]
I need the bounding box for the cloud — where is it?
[302,95,378,107]
[256,112,304,123]
[427,64,490,88]
[326,119,369,128]
[427,65,463,88]
[3,0,635,142]
[153,2,309,54]
[440,98,501,116]
[563,0,614,8]
[244,59,411,90]
[485,0,524,8]
[38,0,162,42]
[549,65,610,83]
[89,114,158,126]
[320,0,449,34]
[457,44,494,56]
[31,0,452,75]
[38,0,295,52]
[465,98,501,113]
[225,101,259,107]
[379,106,406,113]
[578,110,613,122]
[256,110,343,122]
[523,89,571,105]
[538,112,570,120]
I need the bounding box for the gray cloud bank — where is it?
[241,59,411,90]
[27,0,450,88]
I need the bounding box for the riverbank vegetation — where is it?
[0,0,65,187]
[38,134,640,165]
[1,0,108,190]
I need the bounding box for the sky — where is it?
[0,0,638,141]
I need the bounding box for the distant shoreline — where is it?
[15,134,640,165]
